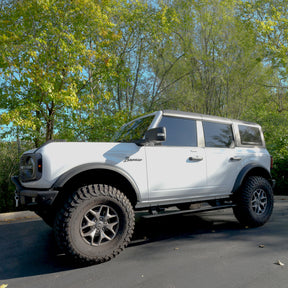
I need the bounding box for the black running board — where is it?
[142,204,236,219]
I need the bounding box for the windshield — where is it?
[113,115,155,143]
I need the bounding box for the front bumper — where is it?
[12,176,59,209]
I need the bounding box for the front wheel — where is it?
[233,176,274,227]
[54,184,135,265]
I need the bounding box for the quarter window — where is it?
[203,121,234,148]
[239,125,262,146]
[113,115,154,142]
[158,116,197,146]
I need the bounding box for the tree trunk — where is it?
[46,102,55,141]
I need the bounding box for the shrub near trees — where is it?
[1,0,288,212]
[0,141,20,212]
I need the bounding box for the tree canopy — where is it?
[1,0,287,144]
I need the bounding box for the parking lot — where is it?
[1,197,288,288]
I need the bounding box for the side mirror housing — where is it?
[144,127,166,143]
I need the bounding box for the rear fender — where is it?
[232,164,272,194]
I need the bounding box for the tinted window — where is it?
[158,116,197,146]
[203,121,234,148]
[239,125,262,146]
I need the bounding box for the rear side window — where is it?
[203,121,234,148]
[158,116,197,146]
[239,125,263,146]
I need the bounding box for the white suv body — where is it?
[12,110,274,265]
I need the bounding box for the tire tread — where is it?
[233,176,273,227]
[54,184,135,265]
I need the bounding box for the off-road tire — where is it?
[233,176,273,227]
[54,184,135,265]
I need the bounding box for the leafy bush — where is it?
[268,137,288,195]
[272,157,288,195]
[0,141,33,213]
[0,142,18,212]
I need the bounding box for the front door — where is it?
[145,116,207,203]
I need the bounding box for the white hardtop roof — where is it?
[162,110,260,126]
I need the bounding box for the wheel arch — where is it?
[232,164,273,194]
[52,164,140,207]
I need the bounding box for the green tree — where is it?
[102,1,178,115]
[240,0,288,193]
[58,1,179,141]
[0,0,178,143]
[149,0,271,119]
[0,0,119,146]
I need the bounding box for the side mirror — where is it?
[144,127,166,143]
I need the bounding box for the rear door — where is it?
[202,120,243,195]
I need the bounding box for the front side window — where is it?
[203,121,234,148]
[158,116,197,146]
[113,115,155,142]
[239,125,263,146]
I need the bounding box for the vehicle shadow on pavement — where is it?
[131,210,241,246]
[0,209,273,280]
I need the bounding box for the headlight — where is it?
[19,153,42,182]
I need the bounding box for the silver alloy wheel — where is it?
[80,205,119,246]
[251,189,267,215]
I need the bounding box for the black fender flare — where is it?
[52,163,141,202]
[232,163,273,194]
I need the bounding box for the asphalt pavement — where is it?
[1,196,288,288]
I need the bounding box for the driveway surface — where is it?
[1,197,288,288]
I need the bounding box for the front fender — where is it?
[52,163,141,201]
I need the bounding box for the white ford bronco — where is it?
[12,110,274,264]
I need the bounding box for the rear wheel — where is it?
[233,176,273,227]
[54,184,135,265]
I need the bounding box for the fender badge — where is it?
[124,157,143,162]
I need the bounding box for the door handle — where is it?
[189,156,203,161]
[230,156,242,161]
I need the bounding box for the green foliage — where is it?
[0,140,33,213]
[148,0,270,119]
[241,86,288,194]
[99,0,178,115]
[270,137,288,194]
[0,142,17,213]
[240,1,288,192]
[56,109,131,142]
[241,0,288,76]
[0,0,120,145]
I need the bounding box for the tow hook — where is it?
[15,192,19,208]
